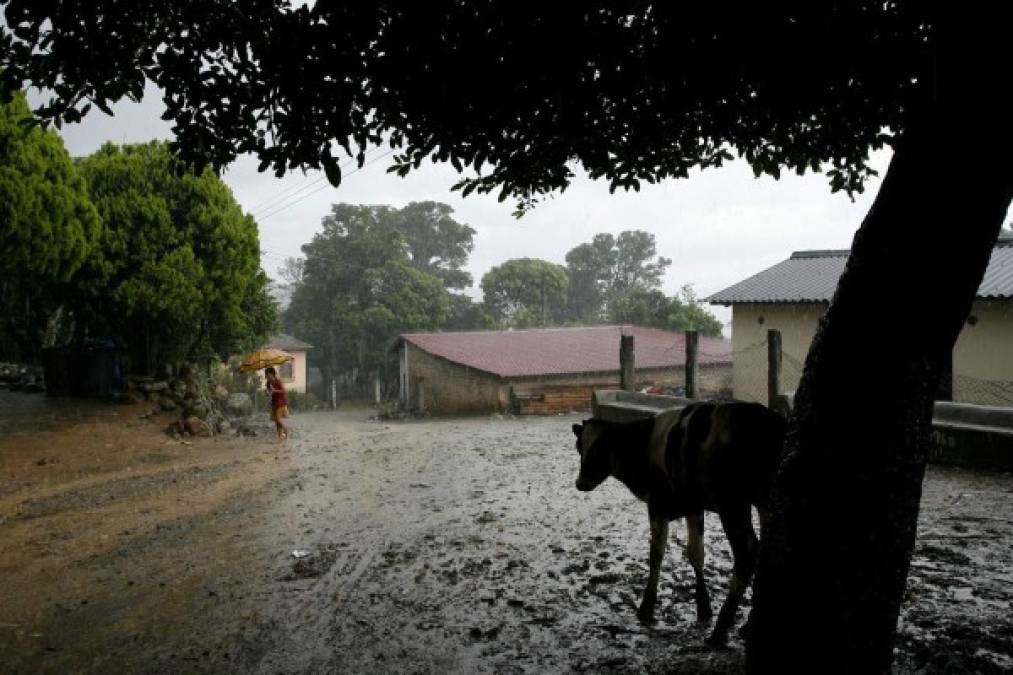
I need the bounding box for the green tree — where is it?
[606,288,671,328]
[564,231,671,322]
[0,90,100,359]
[393,201,476,290]
[5,5,1008,670]
[667,286,724,337]
[481,258,569,328]
[607,286,724,338]
[75,142,275,372]
[445,294,497,331]
[285,203,451,389]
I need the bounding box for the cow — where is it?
[571,400,787,645]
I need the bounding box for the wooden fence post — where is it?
[767,329,782,408]
[685,330,699,399]
[620,335,636,391]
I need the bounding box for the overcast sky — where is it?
[40,85,893,334]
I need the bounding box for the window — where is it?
[280,361,294,381]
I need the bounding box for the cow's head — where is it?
[572,419,613,492]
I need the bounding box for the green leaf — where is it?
[322,153,342,187]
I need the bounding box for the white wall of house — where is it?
[953,300,1013,405]
[256,350,309,393]
[729,299,1013,406]
[730,302,827,403]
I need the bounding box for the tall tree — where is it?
[285,203,451,389]
[75,142,275,372]
[481,258,569,328]
[0,91,99,282]
[564,231,671,322]
[392,201,476,290]
[4,5,1009,670]
[0,90,100,359]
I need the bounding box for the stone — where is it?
[224,393,253,417]
[184,416,211,437]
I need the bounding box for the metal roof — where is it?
[398,325,732,379]
[706,239,1013,305]
[266,333,314,351]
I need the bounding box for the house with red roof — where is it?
[392,325,732,415]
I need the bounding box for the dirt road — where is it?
[1,394,1011,673]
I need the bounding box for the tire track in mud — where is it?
[250,423,436,673]
[8,463,235,520]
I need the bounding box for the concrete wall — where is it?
[404,343,507,415]
[402,340,733,415]
[730,303,826,403]
[953,300,1013,406]
[730,299,1013,406]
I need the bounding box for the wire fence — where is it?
[953,372,1013,407]
[732,334,1013,408]
[731,339,805,404]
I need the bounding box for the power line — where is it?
[250,145,385,219]
[246,172,315,213]
[249,144,387,216]
[256,148,395,223]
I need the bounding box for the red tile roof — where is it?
[399,325,731,379]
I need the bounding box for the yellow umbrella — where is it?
[238,348,294,373]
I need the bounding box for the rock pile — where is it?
[129,372,234,439]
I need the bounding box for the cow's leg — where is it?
[707,504,758,646]
[638,515,668,623]
[685,511,712,622]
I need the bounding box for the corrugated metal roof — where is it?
[706,240,1013,305]
[266,333,314,351]
[399,325,732,379]
[979,240,1013,298]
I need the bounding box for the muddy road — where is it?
[1,396,1011,673]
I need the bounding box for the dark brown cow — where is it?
[572,400,786,645]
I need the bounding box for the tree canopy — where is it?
[481,258,569,328]
[0,90,99,282]
[74,141,276,371]
[1,3,930,212]
[564,230,671,321]
[607,286,723,338]
[0,89,101,359]
[392,201,476,290]
[285,203,454,384]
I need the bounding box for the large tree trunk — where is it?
[745,23,1013,672]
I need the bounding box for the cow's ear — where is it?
[572,423,583,436]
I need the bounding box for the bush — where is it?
[287,390,324,412]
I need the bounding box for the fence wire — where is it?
[733,335,1013,408]
[952,372,1013,407]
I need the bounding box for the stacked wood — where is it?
[512,385,595,415]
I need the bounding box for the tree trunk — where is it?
[745,24,1013,671]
